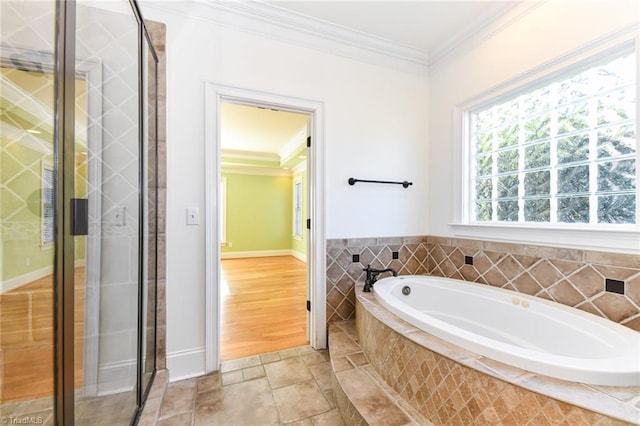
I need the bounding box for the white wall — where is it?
[141,4,429,379]
[429,2,639,242]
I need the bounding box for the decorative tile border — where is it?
[357,293,638,425]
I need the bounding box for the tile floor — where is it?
[156,345,344,425]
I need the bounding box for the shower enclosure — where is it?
[0,0,160,424]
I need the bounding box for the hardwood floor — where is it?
[0,268,85,404]
[221,256,308,361]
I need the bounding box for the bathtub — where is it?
[373,275,640,387]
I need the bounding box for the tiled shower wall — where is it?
[326,236,640,330]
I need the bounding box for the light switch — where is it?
[187,208,200,225]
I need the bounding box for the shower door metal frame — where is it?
[53,0,77,423]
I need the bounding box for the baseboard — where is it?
[1,266,53,294]
[291,250,307,263]
[1,260,87,294]
[221,249,300,259]
[96,358,137,396]
[166,348,206,382]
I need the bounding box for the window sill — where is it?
[449,223,640,255]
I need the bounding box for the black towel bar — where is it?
[348,177,413,188]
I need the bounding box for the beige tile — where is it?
[159,381,196,419]
[193,378,279,426]
[301,351,328,366]
[265,357,313,388]
[157,413,193,426]
[328,331,360,356]
[592,293,638,323]
[137,397,161,426]
[196,372,221,393]
[311,408,344,425]
[567,265,604,298]
[220,354,261,372]
[548,279,586,306]
[309,362,333,390]
[243,365,266,380]
[279,347,300,359]
[336,368,411,426]
[273,380,331,423]
[221,370,244,386]
[260,351,282,364]
[332,356,353,372]
[347,352,368,367]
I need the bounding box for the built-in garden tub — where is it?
[356,275,640,425]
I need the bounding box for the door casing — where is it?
[204,82,326,371]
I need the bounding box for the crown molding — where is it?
[221,148,280,163]
[221,164,292,177]
[429,1,545,68]
[142,0,542,73]
[141,0,429,74]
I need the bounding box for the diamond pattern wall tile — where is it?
[357,299,632,425]
[422,237,640,328]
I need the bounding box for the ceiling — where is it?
[221,103,308,155]
[267,0,517,54]
[220,1,518,158]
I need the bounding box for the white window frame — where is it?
[452,33,640,254]
[293,177,303,239]
[41,160,54,248]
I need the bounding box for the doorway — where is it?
[219,102,309,360]
[204,83,326,372]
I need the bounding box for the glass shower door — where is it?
[73,1,140,423]
[0,1,56,422]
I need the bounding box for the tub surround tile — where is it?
[326,236,429,323]
[423,235,640,328]
[357,294,640,425]
[338,368,413,426]
[329,321,429,426]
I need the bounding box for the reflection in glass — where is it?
[0,1,56,420]
[74,2,140,423]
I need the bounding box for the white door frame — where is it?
[204,82,326,372]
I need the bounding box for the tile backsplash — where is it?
[325,237,428,323]
[326,236,640,330]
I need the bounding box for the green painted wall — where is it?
[1,67,87,285]
[222,172,293,253]
[1,139,55,281]
[291,168,307,257]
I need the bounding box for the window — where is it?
[467,48,637,227]
[220,176,227,244]
[293,178,303,238]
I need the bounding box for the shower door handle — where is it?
[71,198,89,236]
